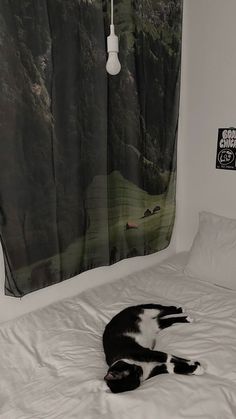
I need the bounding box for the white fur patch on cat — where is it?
[125,309,161,349]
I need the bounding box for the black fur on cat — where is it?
[103,304,204,393]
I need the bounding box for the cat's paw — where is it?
[193,362,205,376]
[186,315,194,323]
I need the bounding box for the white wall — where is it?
[176,0,236,251]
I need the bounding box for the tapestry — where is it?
[0,0,183,296]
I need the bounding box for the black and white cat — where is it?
[103,304,204,393]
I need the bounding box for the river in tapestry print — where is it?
[0,0,183,296]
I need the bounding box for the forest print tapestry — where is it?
[0,0,183,296]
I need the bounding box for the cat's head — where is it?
[104,360,143,393]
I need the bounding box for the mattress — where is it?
[1,252,236,419]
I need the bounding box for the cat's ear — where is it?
[104,370,129,381]
[104,371,118,381]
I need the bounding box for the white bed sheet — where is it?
[1,253,236,419]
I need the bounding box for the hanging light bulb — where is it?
[106,25,121,75]
[106,0,121,76]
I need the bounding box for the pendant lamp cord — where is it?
[111,0,114,25]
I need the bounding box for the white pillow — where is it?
[184,211,236,290]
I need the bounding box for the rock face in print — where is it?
[0,0,182,296]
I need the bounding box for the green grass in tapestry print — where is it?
[62,170,175,267]
[16,170,175,287]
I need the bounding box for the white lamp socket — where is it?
[107,24,119,53]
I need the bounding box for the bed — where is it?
[0,247,236,418]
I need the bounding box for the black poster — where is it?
[216,128,236,170]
